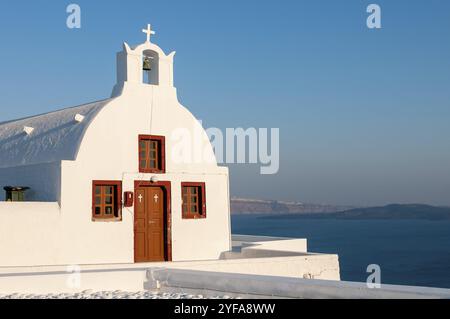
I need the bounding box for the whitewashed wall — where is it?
[0,85,231,267]
[55,82,231,265]
[0,41,231,267]
[0,202,61,266]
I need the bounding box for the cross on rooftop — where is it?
[142,24,156,43]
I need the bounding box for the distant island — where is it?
[317,204,450,221]
[231,198,450,221]
[231,198,355,215]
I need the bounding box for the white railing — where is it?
[147,268,450,299]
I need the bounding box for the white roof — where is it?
[0,99,112,168]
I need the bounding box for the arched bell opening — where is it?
[142,50,159,85]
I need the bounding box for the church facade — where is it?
[0,25,231,266]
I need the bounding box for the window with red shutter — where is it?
[92,181,122,221]
[181,182,206,219]
[139,135,166,173]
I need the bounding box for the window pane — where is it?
[105,186,113,195]
[105,206,113,215]
[140,151,146,158]
[191,187,197,194]
[191,205,197,213]
[140,141,146,149]
[105,196,113,205]
[191,196,197,203]
[95,197,101,205]
[95,186,101,195]
[140,160,147,168]
[150,160,156,168]
[95,207,101,215]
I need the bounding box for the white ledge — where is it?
[74,114,85,123]
[147,268,450,299]
[23,126,34,135]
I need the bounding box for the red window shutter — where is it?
[201,182,206,217]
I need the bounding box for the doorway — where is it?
[134,182,171,262]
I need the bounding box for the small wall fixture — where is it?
[23,126,34,135]
[150,176,159,183]
[74,114,85,123]
[124,191,134,207]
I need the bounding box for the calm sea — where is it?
[232,215,450,289]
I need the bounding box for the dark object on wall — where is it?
[124,191,134,207]
[4,186,30,202]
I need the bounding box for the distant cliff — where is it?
[230,198,355,215]
[332,204,450,220]
[261,204,450,221]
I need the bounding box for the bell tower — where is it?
[112,24,176,97]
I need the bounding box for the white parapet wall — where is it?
[0,254,340,295]
[230,234,309,258]
[0,235,340,294]
[0,202,62,267]
[1,264,448,298]
[146,268,450,299]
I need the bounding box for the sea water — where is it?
[232,215,450,288]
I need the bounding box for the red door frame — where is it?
[134,181,172,262]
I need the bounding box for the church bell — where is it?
[143,57,152,71]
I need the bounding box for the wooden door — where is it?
[134,187,165,262]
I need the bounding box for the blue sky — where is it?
[1,0,450,206]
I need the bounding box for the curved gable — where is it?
[0,99,112,168]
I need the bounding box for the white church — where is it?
[0,25,231,266]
